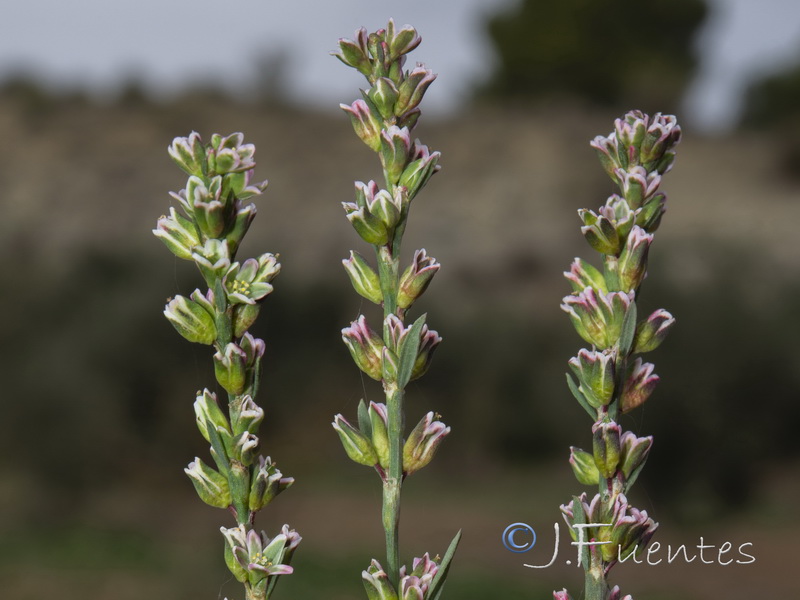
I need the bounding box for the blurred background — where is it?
[1,0,799,598]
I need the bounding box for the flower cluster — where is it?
[557,112,681,600]
[333,401,450,477]
[221,524,301,599]
[331,20,460,598]
[154,132,298,600]
[362,554,445,600]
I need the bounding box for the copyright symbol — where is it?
[502,522,537,553]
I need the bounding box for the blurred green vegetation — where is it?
[741,51,800,178]
[481,0,708,113]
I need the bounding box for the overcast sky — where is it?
[3,0,800,132]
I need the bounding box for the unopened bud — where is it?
[249,455,294,511]
[616,226,653,292]
[369,402,390,469]
[633,309,675,353]
[332,414,379,466]
[396,66,436,116]
[579,209,622,255]
[561,289,633,350]
[619,432,653,487]
[564,258,607,295]
[333,28,372,77]
[214,343,247,395]
[362,559,399,600]
[194,389,231,443]
[592,421,621,479]
[342,316,384,380]
[403,411,450,475]
[568,349,615,408]
[399,142,440,200]
[153,207,200,260]
[569,447,600,485]
[369,77,399,120]
[168,131,205,176]
[380,126,412,185]
[398,249,439,309]
[343,251,383,304]
[620,358,659,413]
[185,457,231,508]
[341,99,383,152]
[411,324,442,380]
[164,294,216,345]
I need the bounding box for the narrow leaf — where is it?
[571,495,590,570]
[623,453,650,491]
[428,529,462,600]
[618,301,638,357]
[205,418,231,477]
[357,398,372,438]
[396,314,426,388]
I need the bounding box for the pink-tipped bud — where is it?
[342,316,384,380]
[620,358,659,413]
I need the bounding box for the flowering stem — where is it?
[377,244,400,325]
[585,563,607,600]
[557,112,681,600]
[382,383,404,587]
[332,20,460,600]
[377,181,404,588]
[154,132,300,599]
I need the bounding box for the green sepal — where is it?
[335,39,372,77]
[369,403,390,468]
[369,77,399,120]
[163,295,216,345]
[428,529,462,600]
[569,447,600,485]
[233,303,260,338]
[333,414,378,466]
[185,457,231,508]
[621,436,653,491]
[223,536,248,583]
[396,314,426,389]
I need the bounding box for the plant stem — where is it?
[246,583,266,600]
[585,561,608,600]
[382,383,404,589]
[377,233,404,588]
[375,163,408,587]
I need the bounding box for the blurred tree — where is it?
[482,0,708,112]
[741,57,800,128]
[740,54,800,177]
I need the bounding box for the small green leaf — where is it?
[205,418,231,477]
[566,374,597,419]
[396,314,426,388]
[571,495,590,569]
[357,398,372,438]
[618,301,638,357]
[428,529,462,600]
[623,454,650,491]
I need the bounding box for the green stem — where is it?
[376,237,404,588]
[585,561,608,600]
[383,384,404,589]
[377,245,399,323]
[375,175,406,586]
[245,582,266,600]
